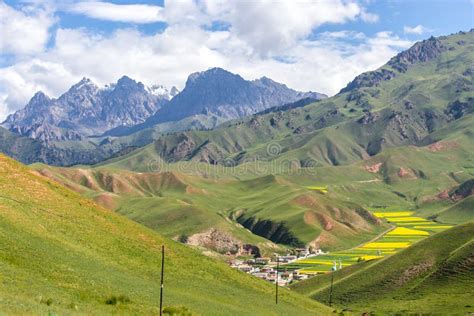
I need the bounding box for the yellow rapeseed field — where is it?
[399,222,436,225]
[387,227,429,236]
[297,259,350,266]
[299,269,327,274]
[294,209,452,276]
[386,217,427,222]
[306,186,328,193]
[360,255,384,260]
[373,211,414,218]
[360,242,410,249]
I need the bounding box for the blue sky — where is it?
[0,0,473,120]
[318,0,473,37]
[5,0,472,39]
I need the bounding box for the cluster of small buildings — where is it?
[229,247,325,286]
[231,261,308,286]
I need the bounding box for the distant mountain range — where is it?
[2,68,325,141]
[104,67,326,136]
[2,76,176,142]
[0,30,472,167]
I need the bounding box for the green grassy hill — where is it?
[0,154,332,314]
[34,161,387,253]
[291,223,474,314]
[32,110,474,254]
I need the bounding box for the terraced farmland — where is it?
[285,209,453,274]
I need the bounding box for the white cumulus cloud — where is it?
[0,2,55,55]
[403,24,431,35]
[200,0,368,56]
[69,1,165,24]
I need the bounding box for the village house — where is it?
[255,257,270,264]
[236,264,254,273]
[277,255,297,263]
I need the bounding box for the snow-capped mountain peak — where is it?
[147,84,180,100]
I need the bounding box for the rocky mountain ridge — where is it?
[2,76,174,142]
[3,68,325,142]
[108,67,326,136]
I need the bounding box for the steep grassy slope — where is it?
[433,179,474,223]
[436,196,474,224]
[0,154,331,314]
[291,223,474,314]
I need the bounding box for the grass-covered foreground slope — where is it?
[291,223,474,314]
[0,154,332,315]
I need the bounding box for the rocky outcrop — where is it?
[340,69,396,93]
[365,162,383,173]
[388,36,445,72]
[445,98,474,120]
[186,228,260,256]
[357,111,381,125]
[339,36,446,93]
[236,215,304,247]
[187,228,241,254]
[450,179,474,200]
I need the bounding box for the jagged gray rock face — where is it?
[388,36,445,72]
[339,36,446,94]
[2,76,171,142]
[139,68,326,127]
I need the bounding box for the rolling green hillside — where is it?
[291,223,474,314]
[0,154,331,314]
[33,121,473,256]
[34,162,387,253]
[32,107,473,254]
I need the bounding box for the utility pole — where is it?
[275,256,279,304]
[329,260,336,307]
[329,271,334,307]
[160,245,165,316]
